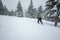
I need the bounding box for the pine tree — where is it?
[16,1,23,17]
[38,6,43,14]
[27,0,35,18]
[33,8,37,18]
[45,0,60,26]
[0,0,4,15]
[3,5,10,15]
[9,9,14,16]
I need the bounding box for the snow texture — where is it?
[0,15,60,40]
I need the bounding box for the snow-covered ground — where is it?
[0,15,60,40]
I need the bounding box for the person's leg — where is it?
[38,18,39,24]
[40,18,43,24]
[41,20,43,24]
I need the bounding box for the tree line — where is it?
[0,0,44,18]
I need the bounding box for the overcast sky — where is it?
[2,0,47,12]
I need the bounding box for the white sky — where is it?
[2,0,47,12]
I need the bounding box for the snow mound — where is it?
[0,15,60,40]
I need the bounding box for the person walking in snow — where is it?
[37,12,43,24]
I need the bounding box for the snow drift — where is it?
[0,15,60,40]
